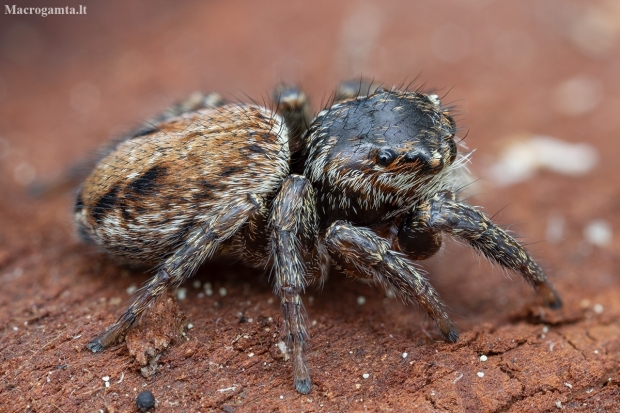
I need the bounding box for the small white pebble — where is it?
[594,350,599,354]
[593,304,604,314]
[126,285,137,295]
[280,395,284,400]
[176,288,187,301]
[12,326,18,331]
[248,352,254,358]
[584,220,612,247]
[479,355,488,362]
[102,376,110,381]
[312,320,317,326]
[477,372,484,378]
[192,280,201,289]
[219,287,227,297]
[402,352,408,359]
[556,400,562,409]
[542,325,550,334]
[564,382,573,389]
[357,296,366,305]
[362,373,370,379]
[187,323,194,330]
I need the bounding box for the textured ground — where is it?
[1,1,619,412]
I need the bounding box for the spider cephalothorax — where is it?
[78,81,562,394]
[305,89,459,226]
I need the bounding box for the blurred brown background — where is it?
[1,1,619,412]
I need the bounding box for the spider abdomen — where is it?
[75,104,290,264]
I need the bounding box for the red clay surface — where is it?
[1,1,619,412]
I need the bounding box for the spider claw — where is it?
[537,281,563,309]
[437,318,459,343]
[295,378,312,394]
[87,338,105,353]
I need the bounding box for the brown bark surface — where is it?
[1,1,619,412]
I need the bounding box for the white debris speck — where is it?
[546,213,565,244]
[564,382,573,389]
[12,326,18,331]
[488,135,598,186]
[453,372,464,383]
[586,388,594,393]
[402,352,408,359]
[187,323,194,330]
[584,220,612,247]
[594,350,599,354]
[14,161,36,186]
[553,75,603,116]
[556,400,563,409]
[277,341,289,360]
[308,296,314,304]
[117,372,124,383]
[362,373,370,379]
[549,342,556,351]
[355,383,361,389]
[385,288,396,299]
[477,371,484,378]
[217,386,236,392]
[357,296,366,305]
[280,395,284,400]
[192,280,201,289]
[102,376,110,388]
[479,355,488,362]
[248,352,254,358]
[593,303,604,314]
[126,284,137,295]
[543,325,550,334]
[219,287,227,297]
[204,282,213,296]
[176,288,187,301]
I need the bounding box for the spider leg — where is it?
[150,91,226,123]
[334,78,380,102]
[270,175,319,394]
[87,195,258,352]
[324,220,458,343]
[273,86,313,154]
[417,191,562,308]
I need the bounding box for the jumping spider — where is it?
[76,80,562,394]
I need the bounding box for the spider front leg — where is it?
[408,191,562,308]
[270,175,320,394]
[87,195,258,351]
[324,221,458,343]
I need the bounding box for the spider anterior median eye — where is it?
[376,149,397,166]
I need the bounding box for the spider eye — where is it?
[376,149,397,166]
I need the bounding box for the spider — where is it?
[76,80,562,394]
